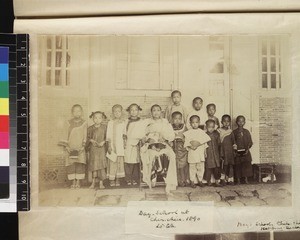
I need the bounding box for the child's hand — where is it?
[65,146,71,153]
[90,139,97,147]
[141,137,147,144]
[78,147,85,153]
[98,141,106,147]
[233,144,237,150]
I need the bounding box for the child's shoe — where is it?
[214,181,222,187]
[207,181,212,187]
[198,182,205,188]
[132,180,138,186]
[109,180,115,187]
[190,181,197,188]
[99,181,105,189]
[115,179,120,187]
[178,181,185,187]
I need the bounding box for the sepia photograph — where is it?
[36,34,292,207]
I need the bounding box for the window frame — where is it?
[259,36,282,91]
[40,35,70,87]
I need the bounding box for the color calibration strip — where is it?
[0,47,10,199]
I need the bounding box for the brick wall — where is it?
[259,97,292,164]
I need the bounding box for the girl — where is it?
[86,111,107,189]
[124,103,145,186]
[171,111,189,187]
[60,104,87,189]
[233,115,253,184]
[106,104,126,187]
[140,104,177,193]
[218,115,237,185]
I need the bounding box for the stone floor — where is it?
[39,183,292,207]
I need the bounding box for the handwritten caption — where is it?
[237,220,300,231]
[125,203,214,233]
[138,209,201,229]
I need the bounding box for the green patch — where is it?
[0,81,8,98]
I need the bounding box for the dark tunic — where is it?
[205,130,221,169]
[86,124,107,171]
[218,128,236,165]
[233,128,253,177]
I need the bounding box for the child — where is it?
[124,103,144,186]
[233,115,253,184]
[218,114,237,185]
[186,97,204,129]
[140,104,177,193]
[60,104,87,189]
[171,111,189,187]
[165,90,188,124]
[106,104,126,187]
[86,111,107,189]
[184,115,211,188]
[205,119,222,187]
[206,104,220,129]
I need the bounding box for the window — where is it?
[208,36,229,96]
[115,36,176,90]
[43,36,71,87]
[260,37,281,90]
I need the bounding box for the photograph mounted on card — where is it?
[35,34,292,207]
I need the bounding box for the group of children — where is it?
[61,90,253,192]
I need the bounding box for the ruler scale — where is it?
[0,34,30,211]
[16,35,30,211]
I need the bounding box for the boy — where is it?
[233,115,253,185]
[186,97,205,129]
[165,90,188,124]
[171,111,189,187]
[206,103,220,129]
[183,115,211,188]
[205,119,222,187]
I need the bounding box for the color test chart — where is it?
[0,34,29,212]
[0,46,10,200]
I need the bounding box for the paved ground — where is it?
[39,183,292,207]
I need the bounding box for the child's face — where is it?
[151,106,161,119]
[172,93,181,105]
[222,117,231,128]
[93,113,103,125]
[206,122,215,133]
[193,99,203,111]
[72,107,82,119]
[129,106,139,118]
[172,114,182,126]
[113,107,122,119]
[207,106,216,116]
[237,117,245,128]
[190,118,200,129]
